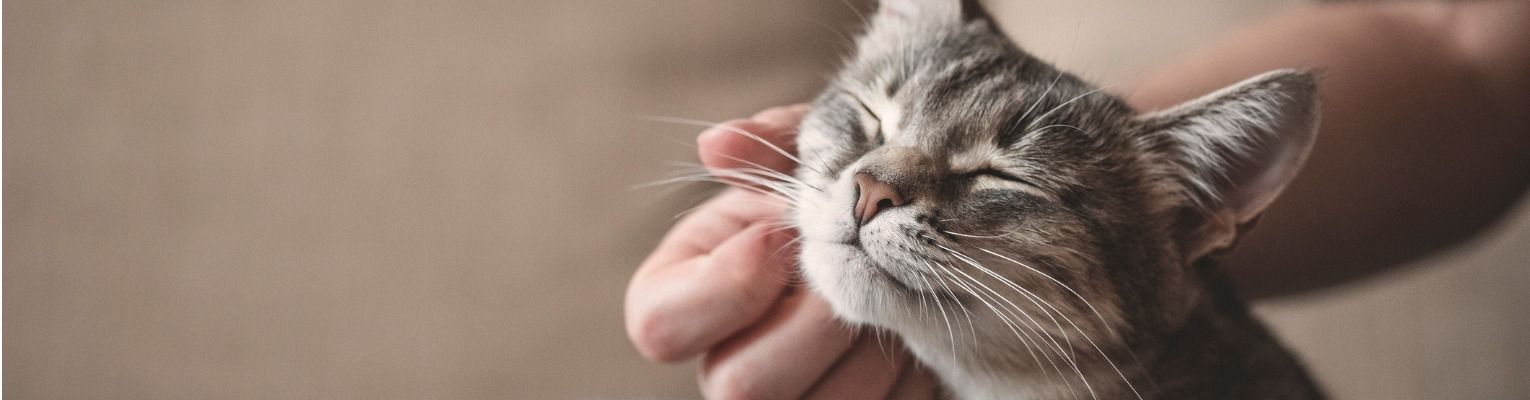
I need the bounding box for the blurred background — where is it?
[5,0,1526,398]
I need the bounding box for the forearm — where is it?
[1125,1,1530,297]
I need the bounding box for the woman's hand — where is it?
[625,105,938,399]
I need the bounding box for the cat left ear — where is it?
[1140,69,1320,262]
[877,0,993,24]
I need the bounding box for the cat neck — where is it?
[1130,266,1325,399]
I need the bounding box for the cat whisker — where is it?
[644,162,803,193]
[939,247,1093,377]
[936,219,1097,263]
[835,0,870,28]
[642,173,800,206]
[1026,87,1108,132]
[925,239,1086,378]
[911,270,934,332]
[761,225,799,241]
[795,15,857,54]
[659,164,807,201]
[937,245,1074,333]
[651,120,825,194]
[976,248,1110,332]
[974,247,1149,400]
[1027,124,1092,136]
[933,247,1097,400]
[640,116,828,176]
[705,171,804,202]
[914,262,960,363]
[650,182,790,222]
[923,262,980,356]
[680,163,807,194]
[928,260,1081,400]
[707,148,826,192]
[926,238,1062,330]
[1022,71,1066,123]
[1005,70,1067,139]
[942,229,1016,239]
[873,326,887,359]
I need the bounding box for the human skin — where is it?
[625,1,1530,397]
[1127,0,1530,297]
[627,106,941,399]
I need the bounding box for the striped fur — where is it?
[788,1,1323,398]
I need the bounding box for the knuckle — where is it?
[627,313,688,363]
[703,362,770,400]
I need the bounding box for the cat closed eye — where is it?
[958,169,1033,186]
[853,98,885,145]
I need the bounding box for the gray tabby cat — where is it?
[787,0,1326,398]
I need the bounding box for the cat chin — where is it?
[798,240,925,326]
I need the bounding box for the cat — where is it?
[781,0,1326,398]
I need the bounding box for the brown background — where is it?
[5,1,1526,399]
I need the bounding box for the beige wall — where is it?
[5,1,1525,399]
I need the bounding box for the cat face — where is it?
[789,0,1317,391]
[793,1,1145,363]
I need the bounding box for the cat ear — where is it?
[1140,69,1320,262]
[877,0,992,24]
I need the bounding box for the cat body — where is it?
[786,1,1325,398]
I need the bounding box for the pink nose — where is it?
[854,173,908,226]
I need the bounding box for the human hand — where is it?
[625,105,940,399]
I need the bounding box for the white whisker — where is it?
[1026,87,1107,131]
[641,173,799,206]
[708,150,825,192]
[1027,124,1092,136]
[913,263,959,362]
[928,260,1080,399]
[640,116,827,176]
[934,249,1097,400]
[979,248,1148,400]
[1005,71,1067,140]
[942,229,1015,239]
[923,261,980,352]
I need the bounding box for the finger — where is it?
[802,333,908,400]
[626,204,797,362]
[645,190,788,269]
[699,291,857,400]
[886,361,942,400]
[697,104,809,180]
[750,103,810,130]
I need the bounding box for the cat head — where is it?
[790,0,1318,381]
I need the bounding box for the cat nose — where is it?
[854,172,907,226]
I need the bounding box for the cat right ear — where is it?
[1139,69,1321,262]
